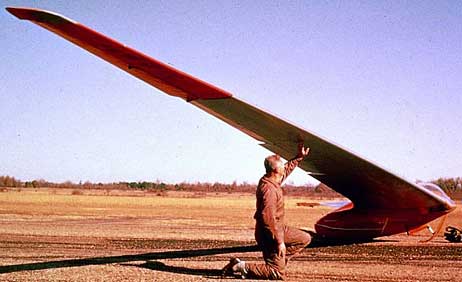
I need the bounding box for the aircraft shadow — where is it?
[308,237,397,247]
[0,237,394,275]
[0,245,259,274]
[305,230,398,247]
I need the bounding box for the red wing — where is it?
[5,7,231,102]
[7,7,455,212]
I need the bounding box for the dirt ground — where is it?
[0,188,461,281]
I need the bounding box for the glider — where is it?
[6,7,456,241]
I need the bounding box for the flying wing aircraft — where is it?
[6,7,456,241]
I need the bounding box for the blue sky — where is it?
[1,1,461,185]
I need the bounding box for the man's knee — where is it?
[302,231,311,247]
[290,229,311,249]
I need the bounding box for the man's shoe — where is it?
[221,257,241,277]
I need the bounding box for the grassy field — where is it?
[0,188,461,281]
[0,188,339,240]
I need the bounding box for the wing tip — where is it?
[6,7,75,24]
[6,7,30,19]
[6,7,49,20]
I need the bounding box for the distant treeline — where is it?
[0,175,461,197]
[431,177,462,194]
[0,175,338,196]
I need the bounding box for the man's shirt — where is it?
[253,157,303,244]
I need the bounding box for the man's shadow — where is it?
[126,261,223,278]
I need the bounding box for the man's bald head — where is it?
[264,155,284,174]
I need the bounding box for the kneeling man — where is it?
[223,144,311,280]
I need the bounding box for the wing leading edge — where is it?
[6,7,455,212]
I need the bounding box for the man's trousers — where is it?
[245,225,311,280]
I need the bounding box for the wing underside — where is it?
[6,7,452,211]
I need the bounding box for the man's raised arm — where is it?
[282,144,310,183]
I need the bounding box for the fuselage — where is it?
[315,183,456,240]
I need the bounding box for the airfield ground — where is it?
[0,188,461,281]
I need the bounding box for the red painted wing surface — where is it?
[7,7,455,240]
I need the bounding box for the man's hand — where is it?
[277,242,286,257]
[297,143,310,158]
